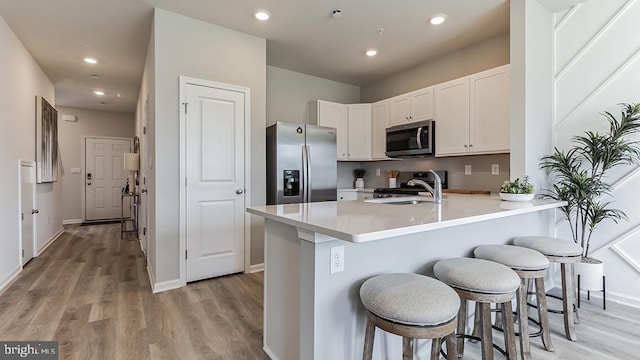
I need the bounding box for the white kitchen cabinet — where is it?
[311,100,348,160]
[469,65,510,154]
[435,77,470,155]
[389,87,434,126]
[371,100,389,159]
[310,100,371,161]
[347,104,372,160]
[435,65,510,157]
[357,191,374,200]
[337,190,358,201]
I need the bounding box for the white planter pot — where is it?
[575,258,604,291]
[355,178,364,189]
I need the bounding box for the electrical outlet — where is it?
[491,164,500,175]
[330,246,345,274]
[376,168,381,176]
[464,165,472,175]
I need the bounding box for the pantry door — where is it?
[182,78,249,282]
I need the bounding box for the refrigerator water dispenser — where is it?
[283,170,300,197]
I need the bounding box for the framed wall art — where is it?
[35,95,59,183]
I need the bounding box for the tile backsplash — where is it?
[338,153,510,193]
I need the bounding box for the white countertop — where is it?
[247,195,565,243]
[337,188,375,192]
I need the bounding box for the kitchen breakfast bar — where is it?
[247,195,565,360]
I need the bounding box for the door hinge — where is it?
[22,249,24,258]
[185,177,187,187]
[21,213,24,221]
[143,126,146,134]
[143,227,146,236]
[185,250,188,260]
[183,102,188,115]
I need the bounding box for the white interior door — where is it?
[185,82,245,282]
[85,138,132,221]
[20,162,36,265]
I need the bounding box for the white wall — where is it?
[361,33,510,102]
[266,66,360,126]
[552,0,640,307]
[509,0,554,192]
[148,9,266,284]
[57,106,135,223]
[0,14,61,290]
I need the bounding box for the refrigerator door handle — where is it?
[302,144,309,202]
[306,144,312,202]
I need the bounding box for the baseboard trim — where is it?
[0,267,21,296]
[147,265,182,293]
[578,289,640,309]
[249,263,264,273]
[37,228,64,256]
[63,219,83,225]
[263,346,281,360]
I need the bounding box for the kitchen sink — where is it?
[386,199,431,205]
[364,196,435,205]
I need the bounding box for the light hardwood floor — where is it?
[1,223,638,359]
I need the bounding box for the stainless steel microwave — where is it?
[385,120,435,157]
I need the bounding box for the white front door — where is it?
[20,162,36,265]
[85,138,132,221]
[185,82,246,282]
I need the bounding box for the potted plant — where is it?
[354,168,366,189]
[499,176,535,202]
[540,103,640,291]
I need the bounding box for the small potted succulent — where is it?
[353,168,366,189]
[499,176,534,202]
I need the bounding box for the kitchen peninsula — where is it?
[247,195,565,360]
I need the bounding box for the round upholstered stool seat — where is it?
[474,245,554,360]
[513,236,582,257]
[434,258,520,360]
[514,236,583,342]
[474,244,549,270]
[360,273,460,326]
[360,273,460,360]
[434,257,521,294]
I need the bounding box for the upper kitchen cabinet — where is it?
[309,100,371,161]
[435,65,510,157]
[371,99,389,159]
[347,104,372,160]
[389,87,434,126]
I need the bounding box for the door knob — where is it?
[236,189,244,194]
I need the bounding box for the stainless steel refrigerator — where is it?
[266,121,337,205]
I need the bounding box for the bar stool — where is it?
[474,245,554,360]
[434,258,520,360]
[360,273,460,360]
[513,236,582,341]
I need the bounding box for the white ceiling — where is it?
[0,0,514,113]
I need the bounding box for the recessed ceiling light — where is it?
[94,90,105,96]
[430,14,447,25]
[255,10,270,21]
[84,57,98,64]
[365,49,378,57]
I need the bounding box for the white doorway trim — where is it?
[178,76,252,287]
[18,160,36,267]
[80,136,133,223]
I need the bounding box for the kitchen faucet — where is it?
[407,170,442,204]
